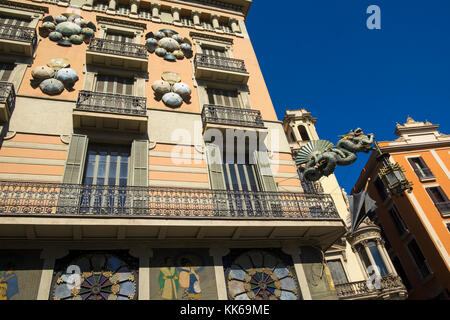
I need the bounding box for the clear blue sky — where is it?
[246,0,450,193]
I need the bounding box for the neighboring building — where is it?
[283,109,407,300]
[352,116,450,299]
[0,0,351,300]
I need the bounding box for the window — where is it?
[222,151,261,192]
[327,259,349,285]
[426,186,450,216]
[408,157,434,181]
[391,256,412,291]
[378,224,392,251]
[0,14,30,27]
[407,238,431,279]
[80,144,130,214]
[95,75,134,95]
[105,31,134,43]
[93,0,108,12]
[0,63,14,81]
[297,125,310,141]
[367,241,388,275]
[201,46,227,57]
[357,245,372,273]
[389,205,408,236]
[82,144,130,186]
[374,177,389,201]
[207,88,240,107]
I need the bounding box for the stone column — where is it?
[229,18,240,33]
[282,246,312,300]
[211,14,222,33]
[130,0,140,19]
[209,247,229,300]
[82,0,94,10]
[192,10,202,29]
[151,3,161,22]
[37,248,69,300]
[107,0,117,15]
[129,247,153,300]
[172,7,182,26]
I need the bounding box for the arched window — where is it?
[298,125,310,141]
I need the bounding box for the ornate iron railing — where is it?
[0,24,36,46]
[414,168,435,181]
[435,201,450,216]
[88,38,148,59]
[0,81,15,113]
[76,90,147,116]
[335,274,406,300]
[0,182,341,219]
[195,54,247,73]
[201,104,264,128]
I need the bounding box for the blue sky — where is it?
[246,0,450,193]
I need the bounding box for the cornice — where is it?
[97,16,147,30]
[190,31,233,44]
[0,0,49,13]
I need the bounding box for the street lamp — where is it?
[375,141,413,196]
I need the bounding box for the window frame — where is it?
[326,257,350,286]
[405,237,432,280]
[388,203,409,237]
[407,156,435,182]
[425,185,450,218]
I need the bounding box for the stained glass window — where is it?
[225,249,301,300]
[51,252,138,300]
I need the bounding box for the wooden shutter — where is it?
[206,143,226,190]
[254,150,277,191]
[131,140,148,187]
[62,134,89,184]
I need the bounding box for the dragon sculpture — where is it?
[296,128,375,182]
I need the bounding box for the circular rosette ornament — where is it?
[226,250,300,300]
[39,15,96,46]
[51,253,137,300]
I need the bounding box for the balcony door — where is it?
[80,144,130,214]
[93,74,134,112]
[0,63,14,82]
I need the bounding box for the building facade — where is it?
[283,109,408,300]
[352,117,450,299]
[0,0,352,300]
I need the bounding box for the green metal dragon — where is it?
[296,128,375,182]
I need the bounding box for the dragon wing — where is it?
[295,140,334,165]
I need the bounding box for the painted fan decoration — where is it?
[295,140,334,165]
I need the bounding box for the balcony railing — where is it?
[435,201,450,217]
[335,274,406,300]
[0,24,37,46]
[0,182,341,219]
[195,54,248,73]
[201,104,265,129]
[88,38,148,59]
[0,81,15,113]
[414,168,435,181]
[76,90,147,116]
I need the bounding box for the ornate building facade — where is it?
[283,109,407,300]
[352,117,450,299]
[0,0,351,300]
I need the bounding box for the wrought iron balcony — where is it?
[76,90,146,116]
[435,201,450,217]
[0,82,15,123]
[0,182,341,220]
[88,38,147,59]
[0,24,36,45]
[195,54,247,73]
[201,104,265,129]
[194,54,249,84]
[335,274,407,300]
[414,168,435,182]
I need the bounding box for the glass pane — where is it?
[228,164,239,191]
[222,163,230,190]
[83,151,97,185]
[327,260,348,285]
[237,164,248,191]
[358,246,372,273]
[119,153,129,186]
[108,152,118,186]
[247,165,259,191]
[368,242,388,275]
[96,152,107,185]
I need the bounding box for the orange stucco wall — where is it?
[17,0,278,121]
